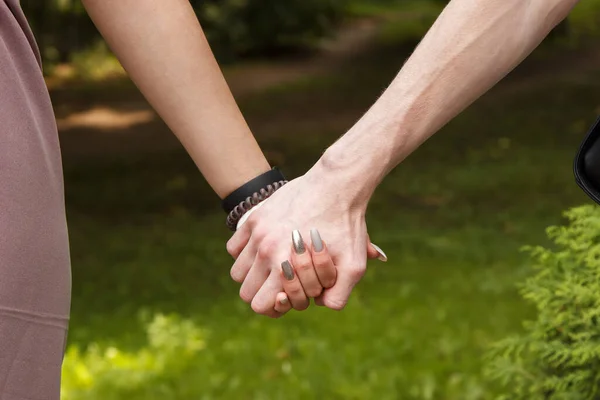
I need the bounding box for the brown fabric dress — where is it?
[0,1,71,399]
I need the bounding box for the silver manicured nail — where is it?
[281,260,295,280]
[310,228,323,252]
[371,243,388,262]
[279,295,289,305]
[292,230,306,254]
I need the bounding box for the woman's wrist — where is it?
[223,168,288,230]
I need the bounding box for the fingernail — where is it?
[310,228,324,252]
[281,260,295,280]
[279,295,289,305]
[292,230,306,254]
[372,243,388,262]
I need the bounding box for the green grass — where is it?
[57,6,600,400]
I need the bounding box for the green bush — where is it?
[22,0,347,69]
[61,314,209,400]
[194,0,347,61]
[22,0,98,64]
[485,205,600,399]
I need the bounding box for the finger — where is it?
[281,260,309,310]
[309,228,336,289]
[230,223,271,283]
[230,239,257,283]
[226,218,252,259]
[274,292,292,314]
[227,200,269,259]
[291,230,323,298]
[267,311,284,318]
[260,308,283,319]
[239,263,269,304]
[367,243,388,262]
[238,236,278,303]
[318,257,366,311]
[251,269,287,317]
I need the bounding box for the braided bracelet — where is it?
[226,180,287,231]
[222,168,286,213]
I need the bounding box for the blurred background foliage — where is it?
[485,206,600,399]
[15,0,600,398]
[21,0,596,79]
[22,0,349,69]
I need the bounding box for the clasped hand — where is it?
[226,167,386,318]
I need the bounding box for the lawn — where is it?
[57,2,599,399]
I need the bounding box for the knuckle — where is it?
[251,300,272,315]
[252,224,269,241]
[287,286,304,297]
[295,261,313,273]
[325,297,347,311]
[257,238,278,261]
[313,259,329,270]
[239,287,253,304]
[294,301,309,311]
[230,266,244,283]
[226,240,237,258]
[315,267,336,288]
[321,278,336,289]
[312,252,331,265]
[274,304,291,315]
[306,286,323,298]
[348,265,366,280]
[246,213,260,229]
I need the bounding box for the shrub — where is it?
[23,0,348,68]
[22,0,99,64]
[193,0,348,61]
[61,314,208,400]
[485,205,600,399]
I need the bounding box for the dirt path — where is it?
[224,18,381,98]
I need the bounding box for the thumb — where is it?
[316,244,385,306]
[318,257,366,311]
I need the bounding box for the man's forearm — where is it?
[318,0,579,204]
[82,0,270,198]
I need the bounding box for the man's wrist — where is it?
[311,144,381,210]
[310,92,425,209]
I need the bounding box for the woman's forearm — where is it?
[82,0,270,198]
[317,0,578,205]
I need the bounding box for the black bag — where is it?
[574,116,600,205]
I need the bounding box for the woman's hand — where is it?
[226,161,381,317]
[274,228,336,312]
[273,229,385,314]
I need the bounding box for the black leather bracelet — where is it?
[225,180,287,231]
[222,167,287,214]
